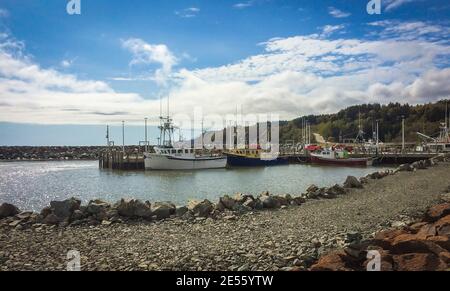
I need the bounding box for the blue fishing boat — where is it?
[224,149,288,167]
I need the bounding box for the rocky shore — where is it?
[310,200,450,271]
[0,155,449,271]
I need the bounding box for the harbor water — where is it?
[0,160,392,211]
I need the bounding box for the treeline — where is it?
[280,99,450,143]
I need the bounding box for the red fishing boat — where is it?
[310,149,372,167]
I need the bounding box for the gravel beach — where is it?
[1,162,449,271]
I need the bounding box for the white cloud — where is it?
[320,24,346,37]
[60,59,75,68]
[233,2,253,9]
[328,7,351,18]
[0,34,159,125]
[121,38,178,85]
[1,21,450,125]
[368,20,450,42]
[384,0,418,11]
[175,7,200,18]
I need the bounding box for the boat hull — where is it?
[145,154,227,170]
[310,155,372,167]
[225,154,289,167]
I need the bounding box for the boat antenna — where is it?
[446,100,448,129]
[167,94,170,118]
[159,93,162,118]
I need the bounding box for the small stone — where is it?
[391,221,407,228]
[8,220,21,227]
[101,220,112,226]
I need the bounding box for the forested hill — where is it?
[280,99,450,144]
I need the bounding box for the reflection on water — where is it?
[0,160,391,211]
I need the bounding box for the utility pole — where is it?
[402,115,405,152]
[144,117,148,152]
[122,120,125,153]
[376,120,379,153]
[106,125,110,147]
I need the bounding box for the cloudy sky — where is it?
[0,0,449,145]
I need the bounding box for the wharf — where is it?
[99,149,438,170]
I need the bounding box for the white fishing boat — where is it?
[144,113,227,170]
[145,147,227,170]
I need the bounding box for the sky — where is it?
[0,0,450,145]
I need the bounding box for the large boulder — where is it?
[397,164,413,172]
[344,176,363,189]
[259,194,280,209]
[328,184,346,196]
[43,213,60,225]
[310,250,353,271]
[50,197,81,220]
[393,253,448,271]
[306,185,319,193]
[241,196,257,209]
[252,198,264,210]
[233,193,248,204]
[151,201,176,220]
[424,203,450,223]
[175,206,189,217]
[86,200,110,216]
[434,215,450,237]
[411,160,427,170]
[115,199,152,219]
[219,195,236,210]
[232,203,252,214]
[292,196,306,205]
[0,203,20,219]
[188,199,214,217]
[276,194,292,206]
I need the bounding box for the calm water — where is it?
[0,161,390,211]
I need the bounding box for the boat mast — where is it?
[355,109,365,143]
[106,125,110,147]
[201,118,205,149]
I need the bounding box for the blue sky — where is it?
[0,0,450,145]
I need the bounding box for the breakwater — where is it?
[0,146,142,161]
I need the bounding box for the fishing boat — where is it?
[224,148,288,167]
[310,149,372,166]
[145,147,227,170]
[144,114,227,170]
[417,102,450,153]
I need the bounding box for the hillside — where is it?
[280,99,450,144]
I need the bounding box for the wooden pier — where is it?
[99,151,145,170]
